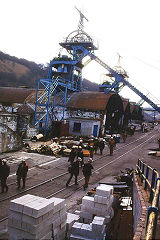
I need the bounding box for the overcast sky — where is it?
[1,0,160,107]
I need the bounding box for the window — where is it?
[73,122,81,132]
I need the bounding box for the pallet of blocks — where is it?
[8,194,67,240]
[70,216,106,240]
[69,184,114,239]
[80,184,114,224]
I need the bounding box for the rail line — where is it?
[2,129,154,188]
[0,129,157,202]
[0,128,159,224]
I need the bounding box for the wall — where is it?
[0,113,18,131]
[0,123,22,153]
[69,118,100,137]
[133,173,148,240]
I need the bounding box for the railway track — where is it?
[0,127,159,224]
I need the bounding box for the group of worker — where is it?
[66,155,94,190]
[66,135,122,189]
[0,159,28,193]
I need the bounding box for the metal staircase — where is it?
[34,77,59,132]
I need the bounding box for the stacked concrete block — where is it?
[8,194,67,240]
[80,185,114,224]
[66,213,80,233]
[50,197,67,240]
[70,216,106,240]
[79,196,94,223]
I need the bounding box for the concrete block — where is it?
[79,211,93,220]
[50,197,66,213]
[66,213,80,231]
[92,216,105,233]
[53,225,61,236]
[41,231,53,240]
[82,196,94,207]
[94,202,108,210]
[22,213,43,225]
[8,210,22,221]
[9,194,39,213]
[96,185,113,197]
[23,197,55,218]
[94,194,110,204]
[8,217,22,229]
[81,224,92,238]
[71,222,83,235]
[70,234,90,240]
[54,229,66,240]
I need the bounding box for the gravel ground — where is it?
[0,124,160,238]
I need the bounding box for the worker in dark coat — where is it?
[1,160,10,193]
[82,158,94,190]
[122,131,127,143]
[66,158,80,187]
[89,145,94,159]
[108,137,116,156]
[68,146,77,164]
[94,138,99,154]
[16,160,28,189]
[99,139,105,155]
[77,146,84,167]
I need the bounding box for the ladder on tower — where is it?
[34,77,59,129]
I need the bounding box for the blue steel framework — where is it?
[34,9,160,134]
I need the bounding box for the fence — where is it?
[137,159,160,240]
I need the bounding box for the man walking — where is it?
[99,138,105,155]
[82,158,93,190]
[66,158,79,187]
[1,160,10,193]
[108,137,116,156]
[16,160,28,189]
[68,146,77,164]
[77,146,84,167]
[122,131,127,143]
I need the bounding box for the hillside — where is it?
[0,51,99,91]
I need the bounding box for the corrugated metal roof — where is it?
[66,92,114,111]
[0,87,34,104]
[17,104,34,114]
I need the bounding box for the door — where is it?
[93,125,98,137]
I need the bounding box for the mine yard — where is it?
[1,4,160,240]
[0,124,160,239]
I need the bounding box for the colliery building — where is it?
[0,87,143,153]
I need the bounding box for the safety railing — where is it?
[136,159,160,240]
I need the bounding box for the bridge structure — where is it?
[34,8,160,134]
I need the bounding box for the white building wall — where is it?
[69,119,100,137]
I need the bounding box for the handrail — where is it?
[136,159,160,240]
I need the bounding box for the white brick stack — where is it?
[8,194,67,240]
[70,216,106,240]
[80,184,114,224]
[66,213,80,234]
[50,197,67,240]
